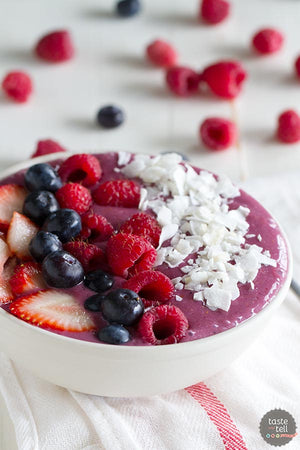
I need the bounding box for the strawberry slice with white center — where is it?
[9,290,96,332]
[0,238,12,274]
[0,257,17,305]
[7,212,39,259]
[0,184,27,231]
[9,261,46,296]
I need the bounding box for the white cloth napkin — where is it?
[0,171,300,450]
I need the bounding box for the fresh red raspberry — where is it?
[138,304,189,345]
[276,110,300,144]
[35,30,74,63]
[146,39,177,68]
[55,183,92,215]
[202,60,247,99]
[166,66,200,97]
[107,233,156,278]
[200,0,230,25]
[2,71,33,103]
[58,154,102,187]
[93,179,140,208]
[119,212,161,247]
[252,28,284,55]
[31,139,67,158]
[200,117,237,151]
[80,213,114,241]
[295,56,300,79]
[64,241,105,272]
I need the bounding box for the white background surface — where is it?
[1,0,300,448]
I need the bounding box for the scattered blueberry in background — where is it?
[42,250,84,288]
[96,105,125,129]
[84,294,106,312]
[29,231,63,263]
[25,163,62,192]
[84,270,114,292]
[101,288,144,326]
[23,190,60,225]
[98,324,130,345]
[116,0,141,18]
[43,208,82,242]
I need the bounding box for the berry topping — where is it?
[42,251,84,288]
[9,261,45,297]
[101,288,144,326]
[0,239,12,275]
[200,117,237,151]
[277,110,300,144]
[31,139,67,158]
[55,183,92,215]
[295,56,300,79]
[146,39,177,68]
[9,290,95,331]
[0,184,26,232]
[116,0,141,17]
[35,30,74,63]
[0,258,16,305]
[84,270,114,292]
[119,212,161,247]
[58,154,102,187]
[80,213,114,242]
[84,294,105,312]
[200,0,230,25]
[25,163,62,192]
[63,241,105,272]
[98,324,130,345]
[166,66,200,97]
[29,231,63,263]
[107,233,157,277]
[202,60,247,99]
[23,190,60,225]
[96,105,125,129]
[93,179,140,208]
[2,71,33,103]
[43,209,82,243]
[252,28,284,55]
[7,212,38,259]
[138,304,188,345]
[123,270,174,304]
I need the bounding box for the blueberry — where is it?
[84,270,114,293]
[101,288,144,326]
[98,324,130,345]
[96,105,125,129]
[25,163,62,192]
[29,231,63,263]
[84,294,106,312]
[23,190,60,225]
[116,0,141,17]
[161,151,189,161]
[42,250,84,288]
[43,209,82,243]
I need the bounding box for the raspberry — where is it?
[107,233,156,278]
[119,212,161,247]
[252,28,284,55]
[276,110,300,144]
[166,66,200,97]
[93,179,140,208]
[2,71,33,103]
[123,270,174,305]
[35,30,74,63]
[146,39,177,68]
[80,213,114,241]
[200,0,230,25]
[58,154,102,187]
[55,183,92,215]
[138,304,188,345]
[31,139,67,158]
[202,60,247,99]
[200,117,237,151]
[295,56,300,79]
[64,241,105,272]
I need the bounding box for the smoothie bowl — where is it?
[0,151,292,397]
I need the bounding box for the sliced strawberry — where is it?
[9,290,96,332]
[0,184,27,232]
[7,212,39,259]
[0,238,12,274]
[0,257,17,305]
[10,261,46,296]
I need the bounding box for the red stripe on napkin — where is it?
[185,383,248,450]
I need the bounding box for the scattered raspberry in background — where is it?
[59,154,102,187]
[202,60,247,99]
[119,212,161,247]
[146,39,177,68]
[80,213,114,241]
[2,71,33,103]
[31,139,67,158]
[64,241,105,272]
[200,117,237,151]
[93,179,140,208]
[277,110,300,144]
[252,28,284,55]
[294,56,300,79]
[56,183,92,215]
[123,270,174,303]
[166,66,200,97]
[35,30,74,63]
[200,0,230,25]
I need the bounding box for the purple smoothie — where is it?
[0,153,289,345]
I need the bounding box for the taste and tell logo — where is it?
[259,409,297,447]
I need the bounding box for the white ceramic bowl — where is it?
[0,154,293,397]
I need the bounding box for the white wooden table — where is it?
[1,0,300,447]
